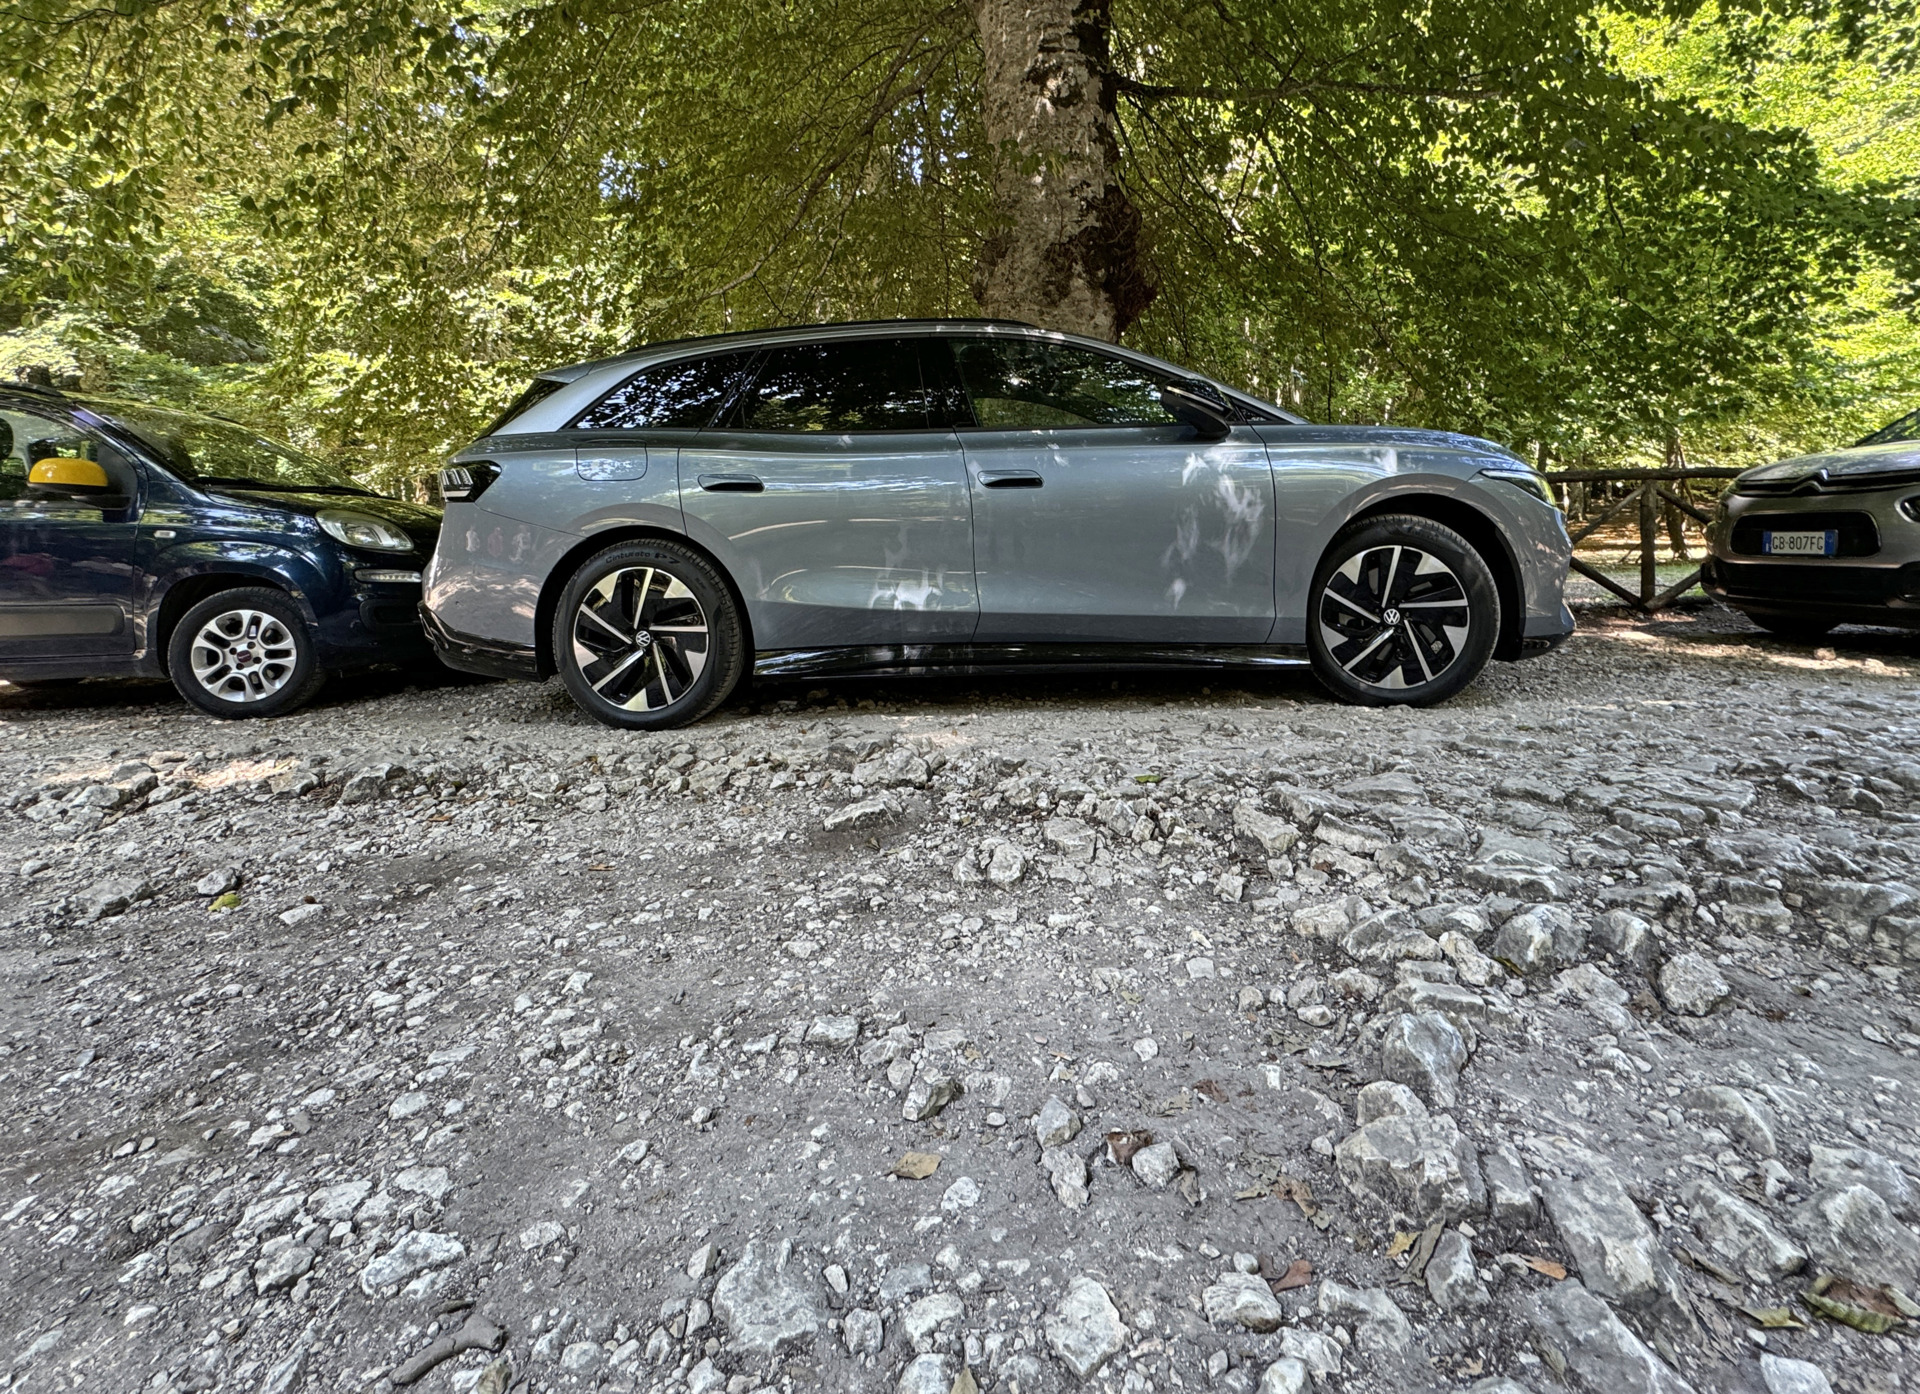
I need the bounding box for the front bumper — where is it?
[1705,483,1920,629]
[419,605,542,681]
[1702,557,1920,629]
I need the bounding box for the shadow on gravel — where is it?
[0,662,486,719]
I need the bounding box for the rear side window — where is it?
[724,339,929,432]
[483,377,567,435]
[574,352,754,431]
[951,338,1177,428]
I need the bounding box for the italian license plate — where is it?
[1763,529,1837,557]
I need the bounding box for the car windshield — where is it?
[1857,406,1920,447]
[91,401,371,493]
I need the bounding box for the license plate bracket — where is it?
[1763,529,1838,557]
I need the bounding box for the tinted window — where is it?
[0,407,136,505]
[952,339,1177,428]
[727,339,929,432]
[575,353,752,431]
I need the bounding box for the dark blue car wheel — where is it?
[167,587,327,719]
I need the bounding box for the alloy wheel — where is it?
[189,608,301,702]
[1317,544,1472,690]
[570,566,711,711]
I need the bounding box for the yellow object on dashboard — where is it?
[28,457,110,492]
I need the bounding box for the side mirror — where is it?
[1159,382,1232,443]
[28,456,118,501]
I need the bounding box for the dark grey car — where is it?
[421,320,1573,728]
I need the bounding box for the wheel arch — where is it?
[152,570,312,675]
[1339,493,1526,661]
[533,526,754,678]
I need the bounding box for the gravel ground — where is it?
[2,601,1918,1394]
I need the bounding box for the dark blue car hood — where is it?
[199,484,443,547]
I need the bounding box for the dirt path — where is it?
[1,602,1916,1394]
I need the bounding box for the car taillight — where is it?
[439,461,500,503]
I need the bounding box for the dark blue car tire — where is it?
[1308,514,1501,707]
[553,539,745,730]
[167,587,327,719]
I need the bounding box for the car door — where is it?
[0,406,144,664]
[675,336,977,650]
[945,337,1276,644]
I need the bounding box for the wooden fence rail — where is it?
[1542,467,1746,611]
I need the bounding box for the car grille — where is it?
[1729,511,1879,557]
[1711,561,1916,602]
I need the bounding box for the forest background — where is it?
[2,0,1917,498]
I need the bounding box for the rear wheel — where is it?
[1307,514,1501,707]
[168,587,326,718]
[1745,612,1834,643]
[552,540,745,729]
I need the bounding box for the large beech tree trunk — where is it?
[970,0,1154,340]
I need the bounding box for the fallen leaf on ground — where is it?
[1805,1291,1901,1334]
[893,1151,941,1180]
[1739,1306,1807,1331]
[1176,1169,1201,1206]
[1193,1079,1228,1103]
[1387,1231,1417,1259]
[209,892,240,911]
[949,1366,979,1394]
[1521,1256,1567,1280]
[1271,1259,1313,1292]
[1233,1187,1267,1201]
[1105,1129,1152,1166]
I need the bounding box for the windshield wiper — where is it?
[195,476,376,496]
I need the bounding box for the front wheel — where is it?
[1307,515,1502,707]
[552,540,745,730]
[168,587,327,718]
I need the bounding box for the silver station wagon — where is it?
[421,320,1573,728]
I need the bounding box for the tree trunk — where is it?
[970,0,1153,340]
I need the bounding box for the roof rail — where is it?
[620,317,1041,353]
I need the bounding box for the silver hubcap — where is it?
[189,609,300,702]
[571,566,710,711]
[1319,544,1472,690]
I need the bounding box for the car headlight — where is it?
[1479,467,1559,509]
[317,510,415,552]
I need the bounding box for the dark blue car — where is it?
[0,383,442,717]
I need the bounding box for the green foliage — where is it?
[0,0,1916,489]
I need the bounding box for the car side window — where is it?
[0,408,115,505]
[951,339,1178,428]
[725,339,929,433]
[573,352,755,431]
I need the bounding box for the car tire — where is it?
[1746,612,1834,643]
[552,539,745,730]
[1307,514,1502,707]
[168,587,327,719]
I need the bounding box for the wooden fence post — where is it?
[1638,482,1658,606]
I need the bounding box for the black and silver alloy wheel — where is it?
[553,540,745,730]
[1307,514,1500,707]
[1319,545,1471,690]
[570,566,711,712]
[167,586,327,718]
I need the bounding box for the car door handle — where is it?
[697,474,764,493]
[978,470,1043,489]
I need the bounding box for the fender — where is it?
[138,543,335,669]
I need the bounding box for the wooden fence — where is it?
[1542,467,1745,612]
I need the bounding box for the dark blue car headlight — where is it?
[318,509,414,552]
